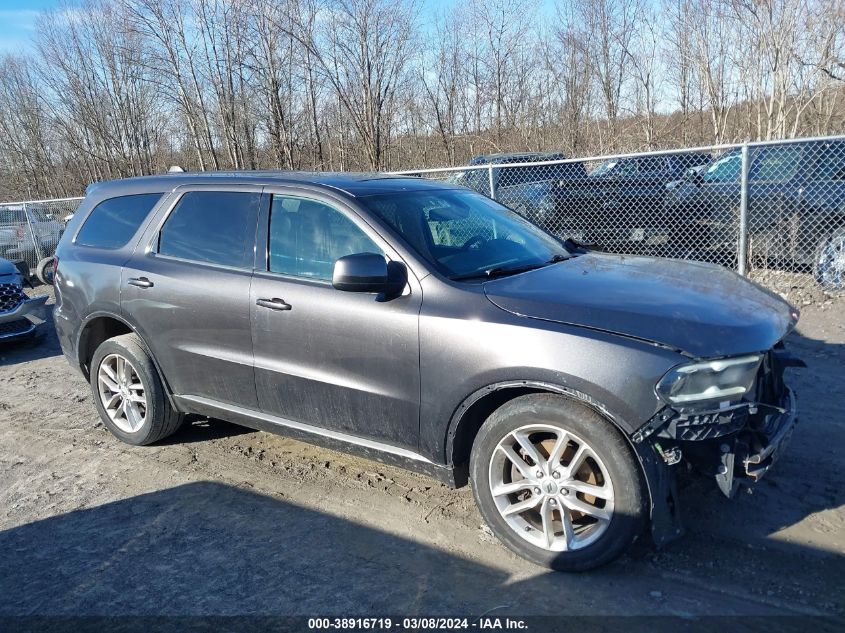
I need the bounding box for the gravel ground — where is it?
[0,286,843,621]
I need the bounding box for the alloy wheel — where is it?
[97,353,148,433]
[817,233,845,289]
[488,424,615,551]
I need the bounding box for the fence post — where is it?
[22,202,45,264]
[737,143,750,276]
[487,165,497,200]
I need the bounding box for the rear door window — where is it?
[75,193,162,249]
[636,156,665,174]
[614,160,639,176]
[158,191,261,268]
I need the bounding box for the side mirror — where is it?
[687,166,705,185]
[332,253,407,299]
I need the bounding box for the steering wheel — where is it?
[461,234,487,250]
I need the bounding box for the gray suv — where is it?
[54,172,801,571]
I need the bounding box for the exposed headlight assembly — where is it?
[656,354,762,405]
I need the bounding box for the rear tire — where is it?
[469,394,647,572]
[90,333,184,445]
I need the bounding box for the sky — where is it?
[0,0,561,55]
[0,0,56,54]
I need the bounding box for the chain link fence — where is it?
[0,197,82,282]
[394,135,845,304]
[4,135,845,302]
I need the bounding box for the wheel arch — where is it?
[447,381,629,472]
[76,311,178,408]
[446,380,662,516]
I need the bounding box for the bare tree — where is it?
[0,55,56,197]
[289,0,419,170]
[576,0,642,150]
[685,0,737,143]
[545,11,594,155]
[123,0,221,169]
[0,0,844,200]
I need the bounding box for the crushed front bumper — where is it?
[713,388,797,496]
[637,387,799,498]
[634,346,801,546]
[0,294,48,340]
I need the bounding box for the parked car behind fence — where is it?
[0,198,81,279]
[396,135,845,296]
[665,139,845,289]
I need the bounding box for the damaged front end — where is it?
[633,343,803,543]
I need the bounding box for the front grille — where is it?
[657,408,749,441]
[0,319,32,337]
[0,283,26,313]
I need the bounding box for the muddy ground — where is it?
[0,286,842,622]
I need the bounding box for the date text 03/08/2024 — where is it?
[307,617,528,630]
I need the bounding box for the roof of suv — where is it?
[85,171,456,198]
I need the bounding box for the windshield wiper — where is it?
[547,253,571,263]
[450,253,572,281]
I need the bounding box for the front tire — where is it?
[90,333,184,445]
[35,256,54,285]
[813,226,845,291]
[469,394,647,571]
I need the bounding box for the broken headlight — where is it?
[656,354,762,405]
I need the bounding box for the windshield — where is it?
[702,151,741,182]
[590,160,618,177]
[446,169,490,194]
[360,189,568,279]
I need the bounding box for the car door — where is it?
[600,159,639,248]
[694,150,743,258]
[746,144,805,263]
[623,156,669,249]
[121,185,263,409]
[250,188,422,450]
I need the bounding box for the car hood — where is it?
[0,257,18,276]
[483,253,796,358]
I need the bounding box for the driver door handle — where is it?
[256,297,292,311]
[127,277,154,288]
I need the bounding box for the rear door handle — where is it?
[127,277,154,288]
[256,297,292,311]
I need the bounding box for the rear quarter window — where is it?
[75,193,163,249]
